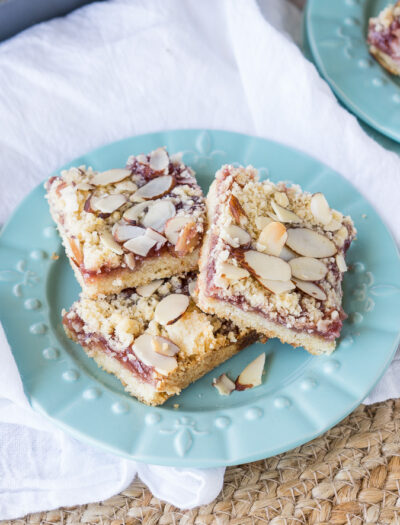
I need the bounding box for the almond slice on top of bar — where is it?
[46,148,206,298]
[368,1,400,75]
[196,165,356,356]
[63,273,257,406]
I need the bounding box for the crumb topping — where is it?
[65,273,251,380]
[46,148,206,273]
[206,165,357,339]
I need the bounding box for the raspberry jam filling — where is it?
[63,313,156,384]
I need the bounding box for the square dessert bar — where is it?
[63,273,257,406]
[46,148,206,297]
[368,1,400,75]
[197,165,356,355]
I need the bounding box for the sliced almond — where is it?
[136,279,163,297]
[135,176,174,200]
[142,200,176,232]
[274,191,289,207]
[123,201,152,223]
[243,250,291,282]
[124,252,136,270]
[92,194,127,214]
[165,216,192,245]
[293,278,327,301]
[220,262,250,281]
[136,153,148,164]
[91,168,131,186]
[286,228,337,258]
[112,223,145,242]
[188,279,197,296]
[149,147,170,172]
[151,335,180,357]
[170,152,183,164]
[116,180,137,192]
[311,193,332,226]
[213,374,235,396]
[325,218,342,232]
[132,333,177,375]
[68,238,83,266]
[236,353,265,390]
[258,222,287,256]
[100,230,124,255]
[175,222,199,256]
[336,253,347,272]
[76,182,93,191]
[123,235,157,256]
[258,279,295,294]
[154,294,190,325]
[255,216,272,230]
[145,228,167,249]
[271,200,301,223]
[289,257,328,281]
[224,225,251,248]
[228,194,247,224]
[279,245,297,262]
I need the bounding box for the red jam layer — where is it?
[63,313,156,385]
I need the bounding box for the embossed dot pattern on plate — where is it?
[24,298,41,310]
[30,250,47,260]
[245,407,263,420]
[112,402,129,414]
[300,378,318,391]
[215,416,231,429]
[274,397,291,409]
[42,347,60,360]
[323,360,341,374]
[29,323,47,335]
[145,413,162,425]
[83,388,101,400]
[62,369,79,382]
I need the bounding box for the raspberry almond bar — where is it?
[368,1,400,75]
[197,165,356,355]
[46,148,205,297]
[63,273,257,405]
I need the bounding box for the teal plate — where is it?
[1,130,400,467]
[307,0,400,144]
[303,8,400,156]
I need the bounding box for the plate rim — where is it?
[1,128,400,467]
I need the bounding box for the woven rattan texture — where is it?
[3,399,400,525]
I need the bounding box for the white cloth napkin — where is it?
[1,0,400,519]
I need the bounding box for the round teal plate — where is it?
[307,0,400,143]
[1,130,400,467]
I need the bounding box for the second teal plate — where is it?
[307,0,400,143]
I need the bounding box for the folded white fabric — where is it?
[0,0,399,519]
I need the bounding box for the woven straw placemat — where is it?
[3,398,400,525]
